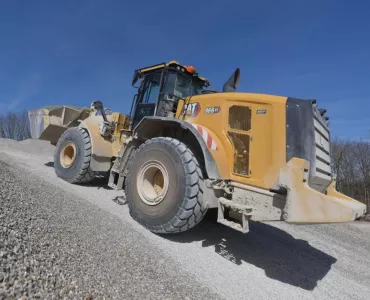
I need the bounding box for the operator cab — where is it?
[130,61,210,128]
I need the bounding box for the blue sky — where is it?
[0,0,369,140]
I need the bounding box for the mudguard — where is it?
[134,117,220,179]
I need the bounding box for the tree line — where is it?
[0,110,369,212]
[331,137,370,212]
[0,110,31,141]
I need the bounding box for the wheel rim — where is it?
[60,142,77,168]
[137,160,169,206]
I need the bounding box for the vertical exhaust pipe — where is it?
[223,68,241,92]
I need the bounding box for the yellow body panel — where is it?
[177,93,287,190]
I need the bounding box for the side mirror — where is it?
[222,68,240,92]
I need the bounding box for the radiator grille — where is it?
[229,106,251,131]
[310,104,332,192]
[228,105,251,176]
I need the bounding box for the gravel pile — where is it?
[0,138,18,149]
[0,160,220,300]
[0,138,55,157]
[1,139,370,300]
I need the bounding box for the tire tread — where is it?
[126,137,208,234]
[54,127,95,184]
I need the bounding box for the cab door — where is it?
[132,73,161,128]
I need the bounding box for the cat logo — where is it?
[183,102,200,118]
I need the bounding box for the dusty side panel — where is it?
[231,183,286,221]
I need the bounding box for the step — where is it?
[217,198,253,234]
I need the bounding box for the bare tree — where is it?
[332,137,370,212]
[18,110,31,140]
[0,115,4,138]
[0,110,31,141]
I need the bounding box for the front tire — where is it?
[54,127,95,184]
[125,137,208,234]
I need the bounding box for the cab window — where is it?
[141,72,161,104]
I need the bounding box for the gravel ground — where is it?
[1,139,370,300]
[0,158,220,299]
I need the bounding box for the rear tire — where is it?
[125,137,208,234]
[54,127,95,184]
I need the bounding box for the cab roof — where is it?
[132,60,210,86]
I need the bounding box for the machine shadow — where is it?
[88,176,113,190]
[162,209,337,291]
[44,161,54,167]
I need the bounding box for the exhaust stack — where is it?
[222,68,241,92]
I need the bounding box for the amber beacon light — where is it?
[186,65,196,73]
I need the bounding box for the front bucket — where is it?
[28,105,90,145]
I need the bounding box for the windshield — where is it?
[165,72,203,99]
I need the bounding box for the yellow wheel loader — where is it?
[28,61,367,234]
